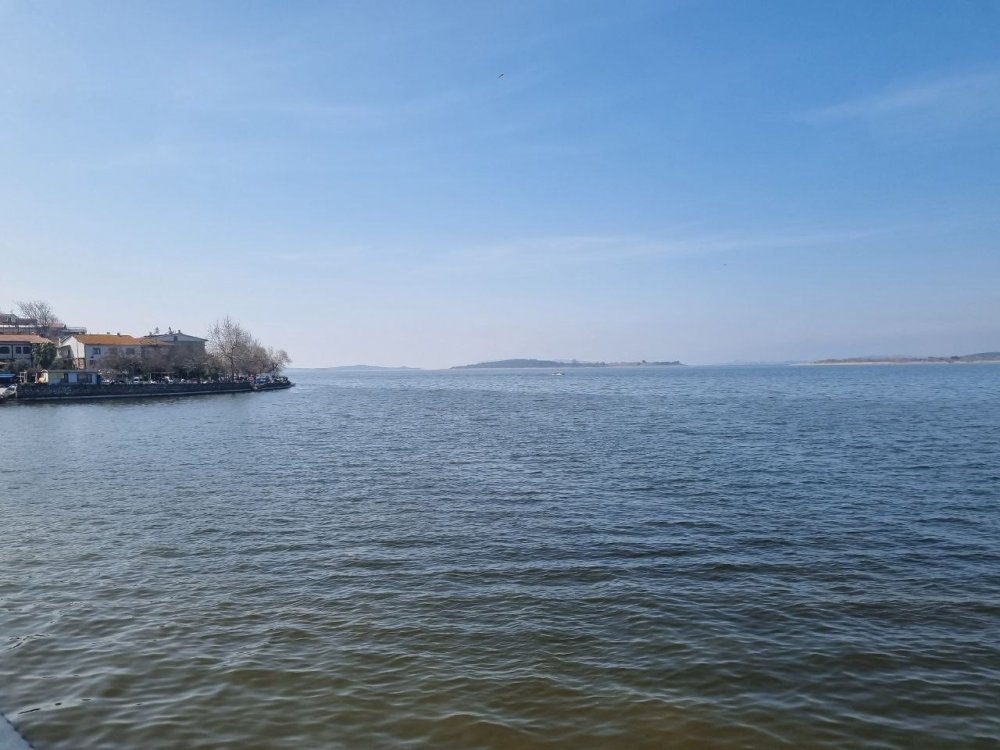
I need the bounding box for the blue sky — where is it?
[2,0,998,366]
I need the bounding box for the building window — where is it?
[92,348,102,355]
[0,346,9,354]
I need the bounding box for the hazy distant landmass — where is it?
[813,352,1000,365]
[715,360,801,367]
[452,358,683,369]
[315,365,422,371]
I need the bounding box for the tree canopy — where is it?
[208,316,291,378]
[15,300,60,337]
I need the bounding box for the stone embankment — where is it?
[14,382,253,401]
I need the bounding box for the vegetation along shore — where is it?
[811,351,1000,365]
[0,300,292,401]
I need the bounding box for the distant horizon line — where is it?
[290,349,1000,371]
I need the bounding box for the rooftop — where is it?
[70,334,150,346]
[0,334,52,345]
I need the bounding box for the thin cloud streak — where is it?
[244,222,925,283]
[804,68,1000,126]
[440,226,890,273]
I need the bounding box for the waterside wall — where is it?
[14,382,253,401]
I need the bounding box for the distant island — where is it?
[313,365,421,371]
[452,358,683,369]
[813,351,1000,365]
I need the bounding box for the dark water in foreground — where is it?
[1,365,998,749]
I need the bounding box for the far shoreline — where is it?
[801,360,1000,366]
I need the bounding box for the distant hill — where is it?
[315,365,421,371]
[814,352,1000,365]
[453,359,569,369]
[452,358,683,369]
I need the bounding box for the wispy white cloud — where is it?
[304,225,896,285]
[240,223,910,284]
[804,68,1000,127]
[448,226,886,270]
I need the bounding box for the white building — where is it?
[58,334,162,370]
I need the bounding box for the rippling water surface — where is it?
[2,366,999,749]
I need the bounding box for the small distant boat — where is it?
[552,371,565,376]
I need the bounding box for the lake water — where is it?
[1,365,998,749]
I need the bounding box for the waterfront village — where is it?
[0,303,290,389]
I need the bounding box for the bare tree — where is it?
[265,347,291,374]
[242,341,270,377]
[208,317,291,379]
[238,343,290,377]
[16,300,60,339]
[97,349,143,380]
[166,348,212,380]
[208,316,254,379]
[139,347,173,380]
